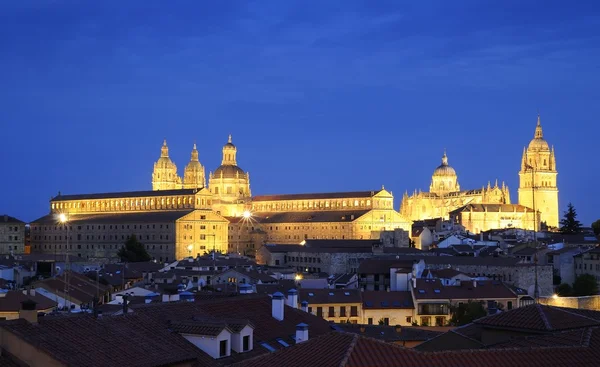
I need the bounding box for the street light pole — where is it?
[525,164,539,301]
[59,213,70,311]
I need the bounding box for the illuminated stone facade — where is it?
[32,136,410,261]
[518,116,559,228]
[400,152,510,221]
[402,116,559,232]
[0,215,25,255]
[449,203,539,233]
[208,135,251,217]
[30,188,229,261]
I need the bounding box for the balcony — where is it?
[418,303,449,316]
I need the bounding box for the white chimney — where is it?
[29,289,36,297]
[301,300,308,313]
[272,292,285,321]
[296,323,309,343]
[473,279,477,288]
[412,277,417,289]
[162,294,170,303]
[286,289,298,308]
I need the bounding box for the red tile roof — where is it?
[0,291,57,312]
[413,279,518,300]
[361,291,414,309]
[475,304,600,332]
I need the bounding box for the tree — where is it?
[450,301,487,326]
[572,274,599,296]
[592,219,600,236]
[117,235,151,262]
[556,283,573,297]
[560,203,582,234]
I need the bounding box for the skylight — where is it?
[260,342,276,352]
[276,339,290,347]
[365,301,373,307]
[344,292,350,296]
[329,292,334,296]
[418,289,425,294]
[434,289,441,293]
[308,292,314,296]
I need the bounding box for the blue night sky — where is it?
[1,1,599,224]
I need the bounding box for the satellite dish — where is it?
[55,266,61,273]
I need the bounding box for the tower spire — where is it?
[534,114,543,139]
[441,149,448,166]
[228,134,232,144]
[161,139,169,157]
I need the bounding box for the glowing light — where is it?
[552,294,559,299]
[58,213,68,223]
[242,210,252,219]
[300,240,306,246]
[187,244,193,252]
[295,274,303,281]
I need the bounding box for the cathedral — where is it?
[401,115,559,232]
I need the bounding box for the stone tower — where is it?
[183,143,206,189]
[152,140,182,190]
[518,115,559,228]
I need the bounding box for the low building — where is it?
[361,291,414,326]
[298,288,362,323]
[0,215,25,255]
[411,278,519,326]
[547,246,585,285]
[0,289,56,320]
[574,247,600,286]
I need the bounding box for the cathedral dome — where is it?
[432,151,457,177]
[154,140,177,170]
[527,115,550,151]
[528,137,549,151]
[213,165,247,179]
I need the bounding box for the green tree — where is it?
[572,274,599,296]
[592,219,600,236]
[450,301,487,326]
[560,203,583,234]
[117,235,151,262]
[556,283,573,297]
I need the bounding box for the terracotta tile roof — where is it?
[491,328,592,348]
[413,279,518,300]
[169,319,229,336]
[298,289,362,304]
[334,324,445,342]
[0,291,57,312]
[0,354,20,367]
[252,190,383,202]
[236,329,600,367]
[475,304,600,331]
[131,294,333,364]
[0,314,208,367]
[361,291,413,309]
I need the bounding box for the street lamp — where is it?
[187,244,193,258]
[525,163,539,301]
[58,213,71,311]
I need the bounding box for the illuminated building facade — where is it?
[518,116,559,228]
[401,116,558,232]
[400,151,511,221]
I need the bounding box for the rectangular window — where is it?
[243,335,250,352]
[350,306,358,317]
[507,301,513,310]
[219,340,227,357]
[316,307,323,317]
[328,306,335,317]
[339,306,346,317]
[406,316,412,324]
[368,318,373,325]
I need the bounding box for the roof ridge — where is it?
[551,305,600,324]
[537,303,553,330]
[338,333,359,367]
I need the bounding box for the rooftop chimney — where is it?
[19,299,38,324]
[412,277,417,289]
[272,292,285,321]
[286,289,298,309]
[295,323,309,343]
[472,279,477,288]
[122,295,129,314]
[301,300,308,313]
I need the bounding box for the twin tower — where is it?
[151,135,251,202]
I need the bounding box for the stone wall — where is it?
[539,295,600,310]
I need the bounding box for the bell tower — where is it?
[518,115,559,228]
